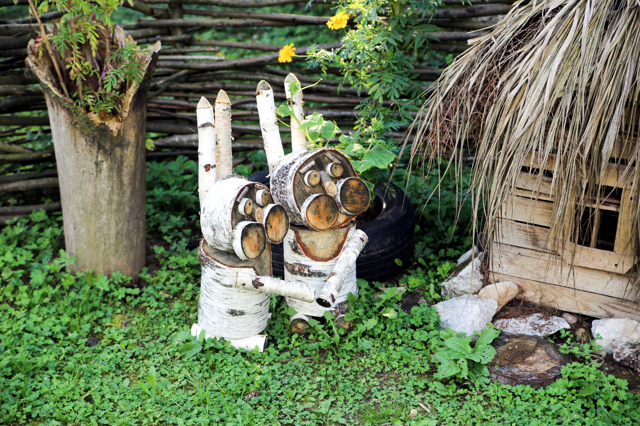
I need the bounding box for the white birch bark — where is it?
[201,177,265,253]
[215,89,233,179]
[284,73,307,153]
[191,323,268,352]
[283,227,359,317]
[197,96,217,208]
[316,230,368,307]
[198,242,271,340]
[270,147,355,226]
[235,271,316,302]
[256,80,285,172]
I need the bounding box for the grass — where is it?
[1,157,640,425]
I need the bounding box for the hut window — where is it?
[575,186,621,251]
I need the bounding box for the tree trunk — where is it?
[25,40,161,279]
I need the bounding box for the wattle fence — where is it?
[0,0,513,218]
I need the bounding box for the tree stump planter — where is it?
[25,40,161,279]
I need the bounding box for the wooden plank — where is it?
[515,171,553,196]
[501,194,553,227]
[614,186,637,254]
[495,219,551,253]
[555,241,638,275]
[491,243,639,300]
[523,151,632,188]
[491,272,640,321]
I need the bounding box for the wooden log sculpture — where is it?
[256,76,370,333]
[192,91,315,351]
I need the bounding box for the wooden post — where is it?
[284,73,306,152]
[214,89,233,179]
[25,40,161,279]
[256,80,285,172]
[197,96,217,207]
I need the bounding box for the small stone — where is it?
[592,318,640,354]
[477,281,520,312]
[434,295,497,338]
[562,313,578,325]
[408,409,418,419]
[441,257,483,298]
[456,246,479,265]
[494,314,570,337]
[613,343,640,374]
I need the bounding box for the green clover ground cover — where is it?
[2,157,640,425]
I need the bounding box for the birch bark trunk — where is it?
[25,41,161,279]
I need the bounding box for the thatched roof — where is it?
[410,0,640,260]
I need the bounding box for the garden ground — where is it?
[2,157,640,425]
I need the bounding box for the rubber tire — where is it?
[249,170,415,282]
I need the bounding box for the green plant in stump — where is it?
[32,0,149,117]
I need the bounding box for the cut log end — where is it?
[315,297,332,308]
[327,162,343,178]
[197,96,212,109]
[216,89,230,104]
[263,204,289,243]
[338,177,370,215]
[304,170,320,187]
[255,189,272,206]
[303,193,339,231]
[233,221,267,260]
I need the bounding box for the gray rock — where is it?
[592,318,640,354]
[562,313,578,325]
[494,314,570,337]
[441,257,483,298]
[613,342,640,373]
[434,295,497,337]
[477,281,520,312]
[456,246,479,266]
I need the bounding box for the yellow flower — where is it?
[327,12,349,30]
[278,43,296,63]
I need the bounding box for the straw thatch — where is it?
[409,0,640,273]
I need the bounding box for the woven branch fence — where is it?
[0,0,512,219]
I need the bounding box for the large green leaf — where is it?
[178,341,202,359]
[443,337,473,355]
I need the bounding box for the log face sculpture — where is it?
[254,76,371,331]
[193,91,313,351]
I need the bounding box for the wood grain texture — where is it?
[492,243,640,300]
[491,272,640,321]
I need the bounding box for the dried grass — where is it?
[407,0,640,297]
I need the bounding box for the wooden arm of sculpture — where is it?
[235,271,316,302]
[316,229,369,308]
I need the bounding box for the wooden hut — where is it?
[409,0,640,320]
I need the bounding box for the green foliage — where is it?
[35,0,148,116]
[432,327,499,383]
[2,159,639,425]
[554,329,604,362]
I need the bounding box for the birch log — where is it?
[256,80,285,172]
[197,240,272,340]
[214,89,233,179]
[235,271,315,301]
[316,229,368,307]
[269,147,359,230]
[200,177,270,258]
[197,96,217,207]
[284,73,306,152]
[284,224,358,317]
[191,322,268,351]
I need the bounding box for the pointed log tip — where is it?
[256,80,272,93]
[284,73,300,83]
[198,96,212,109]
[216,89,230,104]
